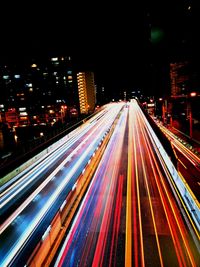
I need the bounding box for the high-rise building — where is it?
[170,62,189,96]
[170,61,200,97]
[77,72,96,114]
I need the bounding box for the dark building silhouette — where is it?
[170,61,200,97]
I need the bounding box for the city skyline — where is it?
[1,2,200,264]
[0,1,199,97]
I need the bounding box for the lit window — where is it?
[51,57,58,61]
[20,112,28,116]
[26,83,33,87]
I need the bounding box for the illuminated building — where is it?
[77,72,96,114]
[0,56,79,126]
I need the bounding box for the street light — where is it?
[60,105,67,123]
[161,99,168,125]
[190,92,197,97]
[188,92,197,138]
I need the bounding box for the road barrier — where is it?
[0,129,75,187]
[26,113,117,267]
[142,108,200,234]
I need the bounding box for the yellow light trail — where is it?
[125,109,133,267]
[138,107,197,266]
[138,105,200,235]
[131,102,145,267]
[142,126,187,266]
[178,158,187,169]
[136,113,164,267]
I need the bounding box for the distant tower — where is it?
[77,72,96,114]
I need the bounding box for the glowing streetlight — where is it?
[60,105,67,123]
[190,92,196,97]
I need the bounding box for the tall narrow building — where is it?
[77,72,96,114]
[170,61,189,96]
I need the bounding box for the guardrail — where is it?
[0,109,106,185]
[142,109,200,233]
[0,128,76,186]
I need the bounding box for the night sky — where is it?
[0,1,199,97]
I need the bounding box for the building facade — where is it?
[170,62,189,96]
[77,72,96,114]
[170,61,200,97]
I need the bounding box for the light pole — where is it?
[161,99,168,125]
[188,92,197,138]
[60,105,67,123]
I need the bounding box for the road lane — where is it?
[55,100,200,267]
[0,103,124,266]
[1,101,199,266]
[0,107,110,219]
[131,101,199,266]
[55,105,128,267]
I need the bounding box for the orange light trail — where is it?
[135,113,164,267]
[131,103,145,267]
[92,110,127,267]
[125,142,132,267]
[137,112,186,266]
[109,174,123,267]
[137,106,197,267]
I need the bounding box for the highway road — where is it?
[0,102,124,266]
[0,106,111,219]
[54,101,200,267]
[126,102,199,266]
[54,103,129,267]
[0,101,199,266]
